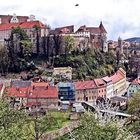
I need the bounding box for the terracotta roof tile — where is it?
[5,82,58,99]
[110,69,125,84]
[28,86,58,98]
[74,80,97,90]
[0,20,45,30]
[94,78,106,87]
[6,87,28,97]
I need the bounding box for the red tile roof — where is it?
[6,87,28,97]
[74,80,97,90]
[110,69,125,84]
[5,82,58,99]
[28,86,58,98]
[0,20,45,30]
[20,21,45,29]
[94,78,106,87]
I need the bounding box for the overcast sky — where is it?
[0,0,140,40]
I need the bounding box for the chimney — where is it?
[46,86,48,90]
[16,87,19,91]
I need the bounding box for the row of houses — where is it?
[0,68,126,110]
[58,68,126,102]
[4,80,58,111]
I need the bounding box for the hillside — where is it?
[53,48,120,80]
[124,37,140,43]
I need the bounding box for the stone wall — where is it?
[41,121,79,140]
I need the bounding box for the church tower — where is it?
[118,37,123,54]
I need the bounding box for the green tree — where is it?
[72,113,137,140]
[64,36,75,59]
[11,26,29,57]
[0,45,9,75]
[20,40,32,61]
[33,25,41,55]
[0,99,29,140]
[127,92,140,119]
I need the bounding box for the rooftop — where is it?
[74,80,97,90]
[0,20,45,30]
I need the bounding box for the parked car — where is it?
[72,103,85,113]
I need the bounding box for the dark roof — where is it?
[110,96,127,102]
[11,80,31,88]
[99,21,107,33]
[76,22,107,34]
[50,25,74,34]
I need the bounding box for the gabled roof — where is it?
[0,20,45,30]
[5,82,58,99]
[94,78,106,87]
[0,15,28,24]
[76,22,107,34]
[28,86,58,98]
[74,80,97,90]
[110,69,125,84]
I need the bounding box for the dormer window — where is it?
[10,14,19,23]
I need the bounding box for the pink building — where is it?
[94,78,106,98]
[74,80,98,102]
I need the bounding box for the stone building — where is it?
[75,22,108,52]
[0,14,49,54]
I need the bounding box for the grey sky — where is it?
[0,0,140,40]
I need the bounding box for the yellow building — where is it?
[110,68,126,95]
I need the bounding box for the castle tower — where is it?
[99,21,108,52]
